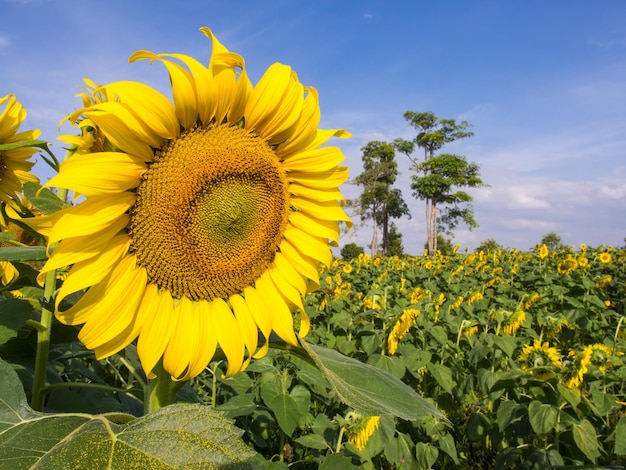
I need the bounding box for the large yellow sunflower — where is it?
[0,94,40,225]
[27,27,351,380]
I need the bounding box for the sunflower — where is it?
[386,308,420,355]
[26,28,350,380]
[0,94,40,226]
[599,252,612,264]
[538,244,549,259]
[557,257,578,274]
[519,339,562,371]
[348,416,380,451]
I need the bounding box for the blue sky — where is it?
[2,0,625,255]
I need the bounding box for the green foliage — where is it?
[0,358,256,468]
[340,242,364,260]
[539,231,568,251]
[351,141,410,256]
[386,223,404,257]
[476,238,504,253]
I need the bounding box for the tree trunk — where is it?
[382,212,389,256]
[371,216,378,256]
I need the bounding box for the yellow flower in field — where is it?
[409,287,425,304]
[349,416,380,451]
[538,244,549,259]
[557,257,578,274]
[578,256,588,267]
[466,291,484,306]
[26,28,350,380]
[563,347,593,388]
[519,339,562,372]
[587,343,613,372]
[452,243,460,254]
[599,252,612,264]
[464,324,479,337]
[363,296,382,311]
[387,308,420,355]
[594,275,612,288]
[501,309,526,336]
[544,316,569,338]
[579,243,587,251]
[605,300,611,307]
[450,295,464,310]
[0,94,40,227]
[399,277,407,292]
[524,292,540,310]
[342,263,353,274]
[0,261,19,285]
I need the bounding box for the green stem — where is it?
[30,268,57,411]
[146,361,183,414]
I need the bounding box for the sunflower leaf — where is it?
[298,340,446,422]
[0,358,256,468]
[23,181,69,214]
[0,246,47,262]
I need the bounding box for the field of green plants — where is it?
[2,244,625,469]
[206,244,626,468]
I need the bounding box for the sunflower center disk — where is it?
[129,125,290,301]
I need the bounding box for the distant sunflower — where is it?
[0,94,40,226]
[27,28,350,380]
[599,252,612,264]
[557,257,578,274]
[519,339,562,371]
[538,244,549,259]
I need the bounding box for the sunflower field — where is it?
[1,25,625,470]
[192,244,626,469]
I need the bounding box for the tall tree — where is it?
[395,111,481,255]
[352,141,410,256]
[387,223,405,257]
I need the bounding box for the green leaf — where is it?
[557,383,581,408]
[0,298,33,344]
[491,335,518,358]
[216,393,257,418]
[571,418,599,463]
[264,385,310,437]
[298,340,445,422]
[370,353,406,379]
[437,433,459,464]
[0,358,255,468]
[0,232,16,242]
[467,412,490,442]
[384,432,417,468]
[22,182,68,215]
[615,416,626,455]
[428,363,456,393]
[0,246,47,262]
[528,400,558,435]
[294,433,329,450]
[415,442,439,470]
[0,139,49,152]
[319,452,358,470]
[589,387,617,415]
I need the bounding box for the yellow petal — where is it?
[282,146,345,172]
[212,298,245,377]
[255,272,298,346]
[290,196,352,226]
[44,152,145,196]
[43,216,129,273]
[245,64,303,144]
[56,234,130,306]
[276,87,320,157]
[243,285,272,358]
[289,211,340,243]
[283,225,332,267]
[78,256,147,351]
[279,239,320,289]
[288,166,350,190]
[229,293,258,367]
[48,192,135,244]
[185,300,217,379]
[162,297,196,379]
[137,287,175,379]
[102,80,178,139]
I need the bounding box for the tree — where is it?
[424,235,455,256]
[539,232,566,251]
[340,242,364,260]
[476,238,503,253]
[352,141,410,256]
[411,154,486,256]
[387,223,405,257]
[395,111,484,256]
